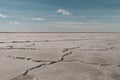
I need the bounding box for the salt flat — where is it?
[0,33,120,80]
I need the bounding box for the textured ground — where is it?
[0,33,120,80]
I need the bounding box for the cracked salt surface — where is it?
[0,33,120,80]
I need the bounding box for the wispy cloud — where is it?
[9,21,24,25]
[48,21,105,25]
[0,14,7,18]
[49,22,83,25]
[57,9,71,15]
[31,18,46,21]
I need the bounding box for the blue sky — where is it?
[0,0,120,32]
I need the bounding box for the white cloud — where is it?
[81,16,85,18]
[31,18,46,21]
[49,22,83,25]
[0,14,7,18]
[9,21,24,25]
[57,9,71,15]
[48,21,106,25]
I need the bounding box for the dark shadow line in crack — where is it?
[0,47,40,50]
[22,51,73,76]
[6,56,53,63]
[0,38,92,44]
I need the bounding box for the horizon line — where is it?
[0,32,120,33]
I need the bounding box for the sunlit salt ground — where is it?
[0,33,120,80]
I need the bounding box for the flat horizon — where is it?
[0,32,120,33]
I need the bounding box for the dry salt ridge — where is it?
[0,33,120,80]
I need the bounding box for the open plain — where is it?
[0,33,120,80]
